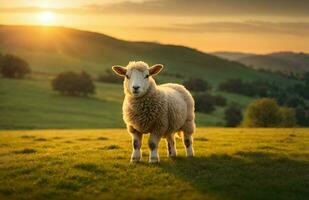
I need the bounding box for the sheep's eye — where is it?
[126,75,130,79]
[145,74,149,79]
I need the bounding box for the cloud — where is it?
[141,21,309,36]
[96,0,309,17]
[1,0,309,17]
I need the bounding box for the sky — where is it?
[1,0,309,53]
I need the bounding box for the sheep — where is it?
[112,61,195,163]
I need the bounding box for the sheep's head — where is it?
[112,61,163,98]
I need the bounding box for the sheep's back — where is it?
[159,84,195,132]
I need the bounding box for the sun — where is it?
[37,11,55,25]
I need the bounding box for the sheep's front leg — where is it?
[166,134,177,158]
[128,126,143,163]
[148,133,161,163]
[184,134,194,157]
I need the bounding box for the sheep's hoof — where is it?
[168,154,177,159]
[149,157,159,164]
[130,157,141,163]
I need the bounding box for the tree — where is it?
[52,71,95,96]
[184,78,211,92]
[194,93,215,113]
[0,54,31,78]
[224,103,243,127]
[295,106,309,127]
[279,107,296,127]
[304,72,309,85]
[243,98,282,127]
[212,95,227,106]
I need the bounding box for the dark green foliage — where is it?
[304,72,309,85]
[0,54,31,78]
[295,106,309,127]
[243,98,282,127]
[287,83,309,100]
[194,93,216,113]
[212,95,227,106]
[219,78,277,97]
[243,98,297,127]
[224,103,243,127]
[52,71,95,96]
[194,93,227,113]
[183,78,211,92]
[97,69,123,84]
[279,107,296,127]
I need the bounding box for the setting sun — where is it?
[37,11,55,25]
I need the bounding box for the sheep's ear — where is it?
[112,65,127,76]
[149,64,163,76]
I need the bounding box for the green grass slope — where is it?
[0,128,308,200]
[0,77,221,129]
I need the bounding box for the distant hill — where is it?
[213,51,309,74]
[0,25,294,86]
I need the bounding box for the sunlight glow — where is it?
[37,11,55,25]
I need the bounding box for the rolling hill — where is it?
[213,51,309,74]
[0,25,302,129]
[0,25,296,85]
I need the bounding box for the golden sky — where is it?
[1,0,309,53]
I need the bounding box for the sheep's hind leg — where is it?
[148,133,161,163]
[129,126,143,163]
[166,133,177,158]
[182,120,195,157]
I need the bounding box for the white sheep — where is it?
[112,61,195,163]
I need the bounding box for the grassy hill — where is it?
[0,128,308,200]
[0,25,302,129]
[213,51,309,74]
[0,25,296,85]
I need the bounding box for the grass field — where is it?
[0,77,254,129]
[0,128,308,200]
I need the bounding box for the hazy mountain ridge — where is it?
[213,51,309,74]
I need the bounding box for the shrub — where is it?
[304,72,309,85]
[212,95,227,106]
[0,54,31,78]
[219,79,277,97]
[279,107,296,127]
[295,106,309,127]
[194,93,216,113]
[184,78,211,92]
[243,98,282,127]
[52,71,95,96]
[224,103,243,127]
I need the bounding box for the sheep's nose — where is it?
[133,86,140,91]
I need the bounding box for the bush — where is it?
[279,107,296,127]
[184,78,211,92]
[194,93,216,113]
[219,78,277,97]
[243,98,298,127]
[224,103,243,127]
[295,106,309,127]
[97,69,123,84]
[212,95,227,106]
[243,98,282,127]
[0,54,31,78]
[52,71,95,96]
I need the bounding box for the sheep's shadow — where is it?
[157,152,309,200]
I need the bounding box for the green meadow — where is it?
[0,76,253,129]
[0,128,308,200]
